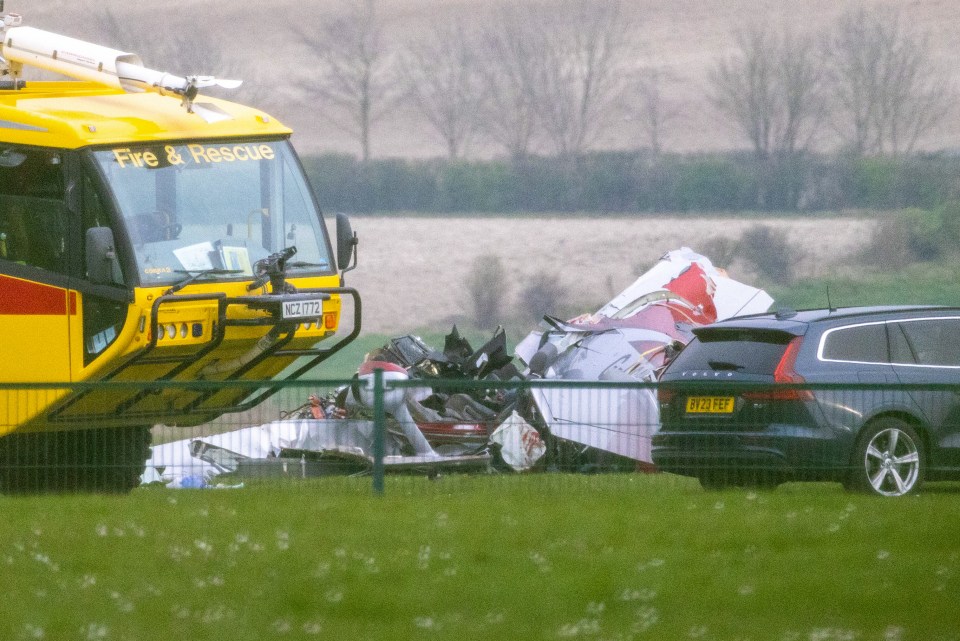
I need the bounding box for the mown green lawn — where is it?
[2,474,958,641]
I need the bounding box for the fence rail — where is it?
[1,376,959,496]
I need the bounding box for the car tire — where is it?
[847,418,924,497]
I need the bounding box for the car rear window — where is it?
[668,330,793,375]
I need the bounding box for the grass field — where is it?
[2,475,959,640]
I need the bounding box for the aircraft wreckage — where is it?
[144,248,773,487]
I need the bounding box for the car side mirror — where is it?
[86,226,123,285]
[335,212,358,276]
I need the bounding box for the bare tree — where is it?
[709,25,824,160]
[626,65,682,155]
[293,0,403,161]
[527,0,634,158]
[824,6,953,157]
[478,4,541,161]
[709,24,824,208]
[400,21,484,159]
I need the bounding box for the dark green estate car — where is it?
[653,306,960,496]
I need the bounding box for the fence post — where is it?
[372,367,385,495]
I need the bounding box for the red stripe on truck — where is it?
[0,274,76,315]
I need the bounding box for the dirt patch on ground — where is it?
[340,215,874,333]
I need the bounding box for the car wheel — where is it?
[848,418,924,497]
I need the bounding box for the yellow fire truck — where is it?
[0,10,360,491]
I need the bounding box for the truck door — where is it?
[0,147,73,386]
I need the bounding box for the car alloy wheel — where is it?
[850,418,924,497]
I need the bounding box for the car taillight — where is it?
[742,336,814,401]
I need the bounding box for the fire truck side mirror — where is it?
[335,212,358,274]
[86,226,123,285]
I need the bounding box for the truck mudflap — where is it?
[47,287,361,427]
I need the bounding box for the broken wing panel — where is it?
[532,385,659,463]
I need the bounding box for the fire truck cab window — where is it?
[0,147,67,274]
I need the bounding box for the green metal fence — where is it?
[1,376,959,496]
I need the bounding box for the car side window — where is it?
[897,319,960,366]
[888,323,917,364]
[821,323,888,363]
[0,147,68,274]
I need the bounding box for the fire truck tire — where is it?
[0,426,152,494]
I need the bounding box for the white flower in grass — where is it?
[586,602,605,615]
[632,605,659,633]
[636,558,665,572]
[619,588,657,602]
[417,545,432,569]
[529,551,552,573]
[276,530,290,551]
[271,619,291,634]
[714,501,725,510]
[876,550,890,561]
[95,524,109,537]
[557,618,601,637]
[485,611,505,625]
[21,623,44,639]
[414,616,436,630]
[81,623,108,640]
[31,552,58,572]
[79,574,96,589]
[200,606,230,624]
[688,625,708,638]
[737,584,755,596]
[808,628,858,641]
[884,626,904,641]
[324,588,343,603]
[302,620,323,635]
[168,545,191,562]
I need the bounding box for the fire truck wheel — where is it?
[0,426,152,494]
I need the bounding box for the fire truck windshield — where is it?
[91,139,333,286]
